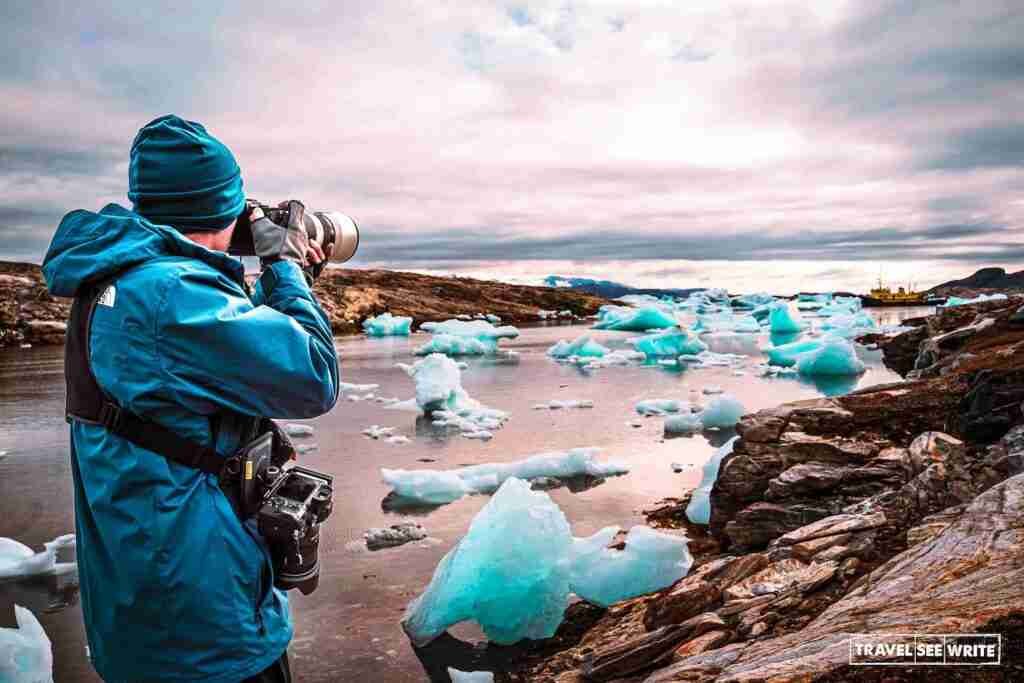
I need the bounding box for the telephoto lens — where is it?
[228,200,360,263]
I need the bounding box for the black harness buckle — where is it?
[98,402,124,431]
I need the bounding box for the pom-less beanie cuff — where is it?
[128,114,245,233]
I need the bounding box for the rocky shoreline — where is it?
[490,296,1024,681]
[0,261,611,348]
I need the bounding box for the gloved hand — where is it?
[250,200,311,268]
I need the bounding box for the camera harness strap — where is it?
[64,279,225,476]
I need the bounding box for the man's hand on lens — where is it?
[304,241,334,282]
[250,200,310,268]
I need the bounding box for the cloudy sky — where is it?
[1,1,1022,293]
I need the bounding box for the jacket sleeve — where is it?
[156,260,340,418]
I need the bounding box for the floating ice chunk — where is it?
[569,526,692,608]
[402,478,575,645]
[381,448,628,505]
[397,355,510,436]
[731,292,774,310]
[532,400,594,410]
[942,292,1008,307]
[339,382,380,393]
[795,338,866,376]
[547,334,609,359]
[448,669,494,683]
[700,395,745,429]
[387,435,411,445]
[763,339,822,367]
[579,349,646,369]
[0,605,52,683]
[415,320,520,356]
[635,399,682,416]
[631,326,706,357]
[362,425,396,439]
[403,479,689,647]
[362,312,413,337]
[593,306,677,331]
[702,386,723,395]
[686,436,739,525]
[283,423,315,438]
[296,444,318,454]
[664,412,703,434]
[820,311,876,338]
[0,534,76,580]
[365,522,427,550]
[485,314,502,324]
[768,301,806,334]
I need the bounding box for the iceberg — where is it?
[631,326,706,358]
[942,293,1008,307]
[795,338,865,376]
[283,423,315,437]
[768,301,806,334]
[635,399,682,416]
[448,670,494,683]
[339,382,379,393]
[397,354,509,438]
[593,305,677,331]
[402,478,690,647]
[664,412,703,434]
[0,605,52,683]
[686,436,739,525]
[0,534,76,580]
[569,526,692,608]
[532,400,594,410]
[699,395,745,429]
[365,522,428,550]
[763,339,823,367]
[547,334,609,359]
[731,292,774,310]
[415,320,519,356]
[819,311,876,338]
[362,312,413,337]
[381,448,629,505]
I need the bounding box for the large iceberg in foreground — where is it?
[0,605,52,683]
[593,305,677,331]
[547,334,609,359]
[768,301,806,334]
[381,448,628,505]
[415,320,519,356]
[795,338,865,376]
[631,326,706,357]
[362,312,413,337]
[402,478,690,647]
[686,436,739,525]
[448,669,494,683]
[569,526,691,607]
[0,534,76,579]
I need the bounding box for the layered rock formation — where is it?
[0,261,610,347]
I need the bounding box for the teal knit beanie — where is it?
[128,115,245,232]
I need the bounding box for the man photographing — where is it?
[42,115,341,682]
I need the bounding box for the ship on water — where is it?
[860,278,945,307]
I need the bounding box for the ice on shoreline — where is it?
[0,605,52,683]
[402,478,690,646]
[795,338,866,376]
[362,312,413,337]
[381,448,628,504]
[686,436,739,525]
[448,669,494,683]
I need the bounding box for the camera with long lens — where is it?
[228,431,334,595]
[228,199,360,264]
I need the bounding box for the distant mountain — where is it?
[544,275,705,299]
[927,267,1024,294]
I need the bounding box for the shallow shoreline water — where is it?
[0,310,926,681]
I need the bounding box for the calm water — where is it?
[0,307,926,681]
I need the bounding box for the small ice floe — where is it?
[395,354,509,439]
[579,349,646,370]
[414,320,519,356]
[381,448,628,505]
[0,534,76,580]
[547,334,609,360]
[362,312,413,337]
[401,478,690,647]
[362,425,396,439]
[283,423,315,438]
[635,399,682,416]
[593,305,676,331]
[339,382,380,393]
[687,437,739,525]
[664,412,703,435]
[296,444,318,455]
[386,435,411,445]
[0,605,52,682]
[346,393,376,402]
[670,462,693,473]
[532,400,594,410]
[364,522,427,550]
[701,385,724,395]
[663,395,745,434]
[448,668,494,683]
[631,326,706,358]
[485,314,502,324]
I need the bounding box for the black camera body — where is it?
[228,430,334,596]
[228,198,360,264]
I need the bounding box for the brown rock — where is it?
[643,580,721,630]
[672,629,732,659]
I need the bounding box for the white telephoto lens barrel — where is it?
[315,212,360,263]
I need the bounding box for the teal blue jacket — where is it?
[42,204,340,682]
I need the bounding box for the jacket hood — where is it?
[42,203,244,297]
